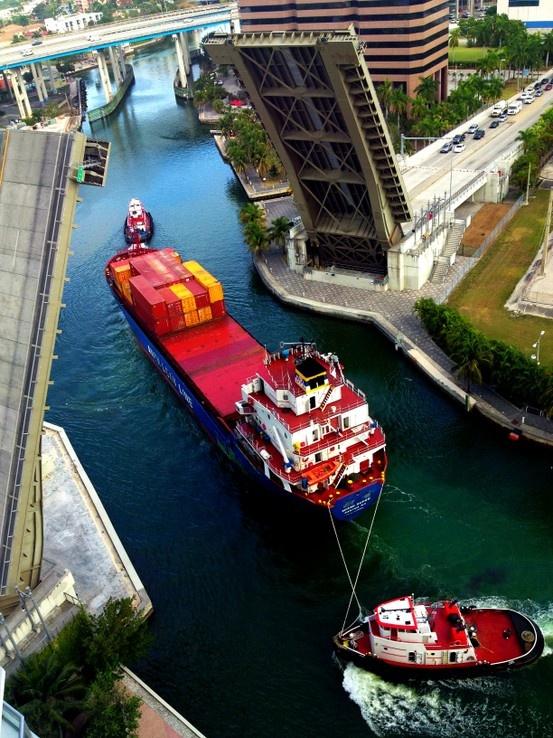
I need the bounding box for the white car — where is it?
[453,143,465,153]
[20,47,34,57]
[87,34,100,42]
[467,123,479,134]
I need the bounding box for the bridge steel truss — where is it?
[207,29,412,273]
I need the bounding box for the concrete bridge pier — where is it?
[175,32,191,94]
[9,69,32,119]
[30,62,48,103]
[96,49,113,103]
[47,63,57,94]
[118,46,126,80]
[108,46,123,87]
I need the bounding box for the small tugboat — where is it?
[334,594,544,677]
[123,198,153,244]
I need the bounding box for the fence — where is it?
[466,193,525,260]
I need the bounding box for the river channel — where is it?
[48,44,553,738]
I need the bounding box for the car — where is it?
[546,84,553,91]
[440,142,452,153]
[87,34,100,42]
[452,133,465,144]
[453,143,465,153]
[467,123,479,135]
[535,88,543,97]
[498,112,508,121]
[490,120,500,128]
[473,128,485,140]
[20,47,34,56]
[31,39,42,46]
[523,96,534,104]
[541,78,549,85]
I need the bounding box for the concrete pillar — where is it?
[30,62,48,103]
[10,70,32,119]
[48,63,57,94]
[109,46,123,86]
[180,33,190,74]
[118,45,126,80]
[192,29,201,52]
[96,50,112,103]
[175,33,188,89]
[230,7,241,33]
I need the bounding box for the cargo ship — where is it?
[105,246,387,520]
[124,198,153,244]
[334,594,544,677]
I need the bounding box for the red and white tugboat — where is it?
[334,594,544,677]
[124,198,154,244]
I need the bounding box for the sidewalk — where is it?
[255,253,553,447]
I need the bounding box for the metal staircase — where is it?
[319,385,334,412]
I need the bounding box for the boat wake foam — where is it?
[342,663,536,738]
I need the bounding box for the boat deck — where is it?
[464,609,525,663]
[161,315,266,419]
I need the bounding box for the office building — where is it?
[238,0,449,100]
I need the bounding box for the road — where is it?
[401,73,553,214]
[0,3,235,71]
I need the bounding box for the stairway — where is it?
[430,220,466,284]
[319,385,334,412]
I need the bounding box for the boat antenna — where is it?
[328,488,384,633]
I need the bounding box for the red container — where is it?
[186,278,209,308]
[130,275,168,320]
[152,317,171,336]
[169,314,187,332]
[158,287,184,316]
[211,300,226,318]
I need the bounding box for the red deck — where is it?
[160,315,266,419]
[465,610,524,663]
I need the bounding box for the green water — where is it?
[47,44,553,737]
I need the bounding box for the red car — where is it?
[546,84,553,91]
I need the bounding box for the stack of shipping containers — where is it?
[109,249,226,337]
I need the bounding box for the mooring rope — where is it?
[328,488,384,635]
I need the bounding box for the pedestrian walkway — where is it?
[255,252,553,447]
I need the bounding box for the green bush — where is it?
[414,298,553,414]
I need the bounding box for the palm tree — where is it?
[452,333,493,393]
[8,650,85,738]
[449,28,460,50]
[414,76,439,106]
[376,79,394,117]
[268,216,292,251]
[543,30,553,68]
[389,86,409,130]
[240,202,264,226]
[243,220,269,254]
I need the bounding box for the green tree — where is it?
[243,220,269,254]
[268,216,292,251]
[452,332,493,392]
[389,86,408,130]
[414,76,439,106]
[376,79,393,117]
[84,671,141,738]
[7,650,85,738]
[240,202,264,226]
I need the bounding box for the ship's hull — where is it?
[124,213,154,244]
[117,301,384,521]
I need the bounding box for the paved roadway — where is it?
[0,3,235,71]
[402,74,553,214]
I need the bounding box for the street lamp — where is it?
[531,330,545,365]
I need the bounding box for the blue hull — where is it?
[118,303,383,521]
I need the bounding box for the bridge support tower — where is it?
[9,69,32,119]
[96,49,113,103]
[174,32,192,96]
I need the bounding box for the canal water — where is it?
[48,44,553,737]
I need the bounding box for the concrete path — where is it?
[255,253,553,446]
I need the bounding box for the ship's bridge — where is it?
[294,356,328,394]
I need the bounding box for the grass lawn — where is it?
[449,47,490,64]
[448,190,552,367]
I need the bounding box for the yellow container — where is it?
[208,282,224,303]
[169,283,196,313]
[121,281,132,302]
[198,306,213,323]
[184,310,200,327]
[184,261,218,288]
[113,264,131,284]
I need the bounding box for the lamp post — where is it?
[531,330,545,365]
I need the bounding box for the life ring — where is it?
[521,630,535,643]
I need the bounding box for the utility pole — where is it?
[524,162,532,206]
[541,188,553,277]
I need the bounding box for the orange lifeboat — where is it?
[304,460,340,486]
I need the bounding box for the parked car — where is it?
[452,134,465,144]
[466,123,479,135]
[523,96,534,104]
[490,120,500,128]
[474,128,485,140]
[541,78,549,85]
[546,84,553,91]
[535,88,543,97]
[453,143,465,153]
[440,142,452,153]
